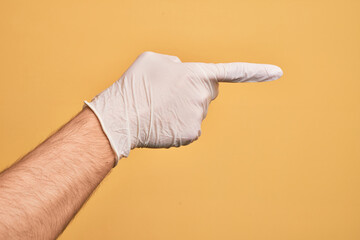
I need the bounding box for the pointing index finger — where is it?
[190,62,283,83]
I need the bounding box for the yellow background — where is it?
[0,0,359,239]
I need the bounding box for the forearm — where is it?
[0,51,282,239]
[0,107,115,239]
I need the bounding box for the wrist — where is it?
[84,98,131,165]
[77,106,117,167]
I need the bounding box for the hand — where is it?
[85,51,283,165]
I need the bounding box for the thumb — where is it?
[189,62,283,83]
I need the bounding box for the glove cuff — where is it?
[83,101,130,167]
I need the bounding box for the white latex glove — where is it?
[84,51,283,166]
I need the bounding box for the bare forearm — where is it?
[0,52,283,239]
[0,107,115,239]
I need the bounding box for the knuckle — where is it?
[201,108,208,120]
[197,128,202,138]
[140,51,154,57]
[193,123,202,138]
[189,131,199,142]
[188,125,201,139]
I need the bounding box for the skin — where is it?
[0,52,282,239]
[0,106,115,239]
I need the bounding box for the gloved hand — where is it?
[84,51,283,166]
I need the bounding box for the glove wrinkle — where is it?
[84,52,283,167]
